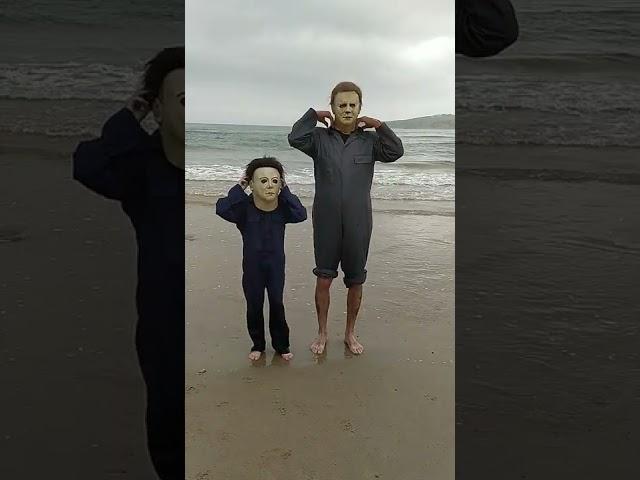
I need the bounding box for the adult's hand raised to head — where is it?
[357,116,382,129]
[315,110,334,128]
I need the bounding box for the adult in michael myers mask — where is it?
[456,0,519,57]
[73,47,184,480]
[288,82,404,356]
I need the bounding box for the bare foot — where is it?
[280,352,294,361]
[310,334,328,354]
[344,334,364,355]
[248,351,263,361]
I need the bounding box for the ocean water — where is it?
[456,0,640,147]
[0,0,183,138]
[456,1,640,474]
[185,124,455,202]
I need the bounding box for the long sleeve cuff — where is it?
[375,122,394,136]
[302,108,318,126]
[288,108,320,156]
[280,184,293,197]
[279,185,307,223]
[227,183,248,203]
[373,122,404,162]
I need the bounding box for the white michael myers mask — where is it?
[249,167,282,203]
[331,91,361,129]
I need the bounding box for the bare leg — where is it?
[344,284,364,354]
[311,277,332,354]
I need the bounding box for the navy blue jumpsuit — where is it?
[73,108,183,480]
[216,184,307,354]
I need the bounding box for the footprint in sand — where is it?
[341,419,356,434]
[194,471,210,479]
[185,234,196,241]
[215,401,229,407]
[260,448,293,464]
[241,376,256,383]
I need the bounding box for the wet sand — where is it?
[185,196,455,480]
[1,134,157,478]
[456,144,640,479]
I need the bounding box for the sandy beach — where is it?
[1,134,157,479]
[185,195,455,480]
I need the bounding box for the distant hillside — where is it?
[386,114,454,129]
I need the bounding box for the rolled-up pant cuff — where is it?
[313,267,338,279]
[343,270,367,288]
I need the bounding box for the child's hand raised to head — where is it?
[238,175,249,190]
[125,90,152,123]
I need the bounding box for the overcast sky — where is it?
[187,0,454,125]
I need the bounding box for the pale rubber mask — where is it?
[249,167,282,204]
[331,91,361,130]
[152,68,185,142]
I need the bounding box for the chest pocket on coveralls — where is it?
[353,154,374,165]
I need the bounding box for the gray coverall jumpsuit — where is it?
[288,108,404,287]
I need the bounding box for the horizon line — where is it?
[187,113,455,128]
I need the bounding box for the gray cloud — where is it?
[187,0,454,125]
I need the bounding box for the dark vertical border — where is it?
[456,1,640,478]
[0,2,184,479]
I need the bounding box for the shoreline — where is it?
[186,192,455,217]
[456,143,639,173]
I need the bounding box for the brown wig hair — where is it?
[330,81,362,106]
[245,156,285,182]
[142,46,185,102]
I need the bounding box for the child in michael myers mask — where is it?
[216,157,307,361]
